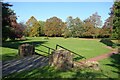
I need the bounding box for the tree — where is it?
[63,27,72,38]
[26,16,41,37]
[63,22,71,38]
[66,16,74,30]
[65,16,73,37]
[66,16,83,37]
[2,3,13,41]
[84,12,102,38]
[101,17,113,38]
[100,3,115,38]
[99,28,111,38]
[82,21,95,38]
[88,12,102,28]
[2,2,23,41]
[39,20,45,36]
[71,17,83,37]
[44,16,65,37]
[19,22,27,36]
[112,1,120,40]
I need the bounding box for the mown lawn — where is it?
[1,37,112,61]
[2,65,105,79]
[2,37,120,79]
[3,57,120,79]
[99,53,120,78]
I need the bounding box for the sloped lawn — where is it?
[2,37,111,61]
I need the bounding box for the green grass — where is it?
[99,53,120,78]
[1,37,112,61]
[3,58,119,79]
[99,58,118,78]
[3,54,120,79]
[2,37,120,79]
[2,65,104,79]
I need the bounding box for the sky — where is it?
[10,2,114,26]
[4,0,114,2]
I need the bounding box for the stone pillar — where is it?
[18,44,35,57]
[49,49,73,71]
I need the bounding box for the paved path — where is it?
[2,55,49,77]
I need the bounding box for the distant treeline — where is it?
[2,1,120,41]
[24,14,111,38]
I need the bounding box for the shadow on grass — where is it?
[100,38,115,47]
[2,39,48,61]
[105,53,120,78]
[73,56,85,61]
[3,38,31,43]
[2,65,108,79]
[72,70,106,79]
[2,54,49,77]
[2,40,48,50]
[2,66,62,79]
[2,53,19,61]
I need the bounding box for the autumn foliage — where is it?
[2,2,23,41]
[44,17,65,37]
[2,2,116,40]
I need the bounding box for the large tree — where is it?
[101,4,114,38]
[112,1,120,40]
[2,3,13,41]
[82,21,96,38]
[71,17,83,37]
[65,16,73,37]
[101,17,113,38]
[85,12,102,28]
[39,20,45,36]
[84,12,102,38]
[2,2,23,41]
[26,16,41,37]
[66,16,83,37]
[44,16,65,37]
[66,16,74,30]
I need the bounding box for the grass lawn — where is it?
[1,37,112,61]
[3,55,120,79]
[3,57,120,79]
[2,37,120,79]
[99,53,120,78]
[2,65,104,79]
[99,58,119,78]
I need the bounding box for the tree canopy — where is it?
[44,16,65,37]
[113,1,120,40]
[25,16,41,37]
[2,2,23,41]
[85,12,102,28]
[3,2,115,39]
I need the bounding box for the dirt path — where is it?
[77,50,118,65]
[81,46,118,62]
[2,55,49,77]
[85,51,117,61]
